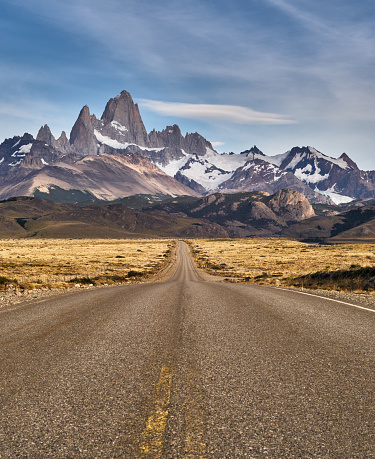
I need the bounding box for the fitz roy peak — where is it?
[0,90,374,204]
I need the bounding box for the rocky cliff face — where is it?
[269,189,315,222]
[70,105,98,157]
[99,90,150,146]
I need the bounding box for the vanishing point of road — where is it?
[0,242,374,457]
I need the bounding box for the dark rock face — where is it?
[69,105,98,157]
[36,125,56,146]
[145,126,215,166]
[174,171,207,194]
[100,90,150,146]
[184,132,213,156]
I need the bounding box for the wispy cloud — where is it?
[138,100,296,125]
[265,0,333,35]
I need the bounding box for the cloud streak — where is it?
[138,100,296,125]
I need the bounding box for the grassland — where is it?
[188,238,375,293]
[0,239,175,290]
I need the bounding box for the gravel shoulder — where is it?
[279,286,375,311]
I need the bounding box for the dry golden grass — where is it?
[0,239,175,289]
[188,238,375,288]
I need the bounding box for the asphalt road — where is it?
[0,241,374,458]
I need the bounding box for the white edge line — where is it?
[275,287,375,314]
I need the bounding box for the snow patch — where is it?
[136,145,165,152]
[315,188,354,204]
[94,130,128,149]
[294,164,329,183]
[18,143,32,153]
[36,184,51,193]
[241,161,283,179]
[110,121,128,132]
[9,160,21,167]
[156,153,192,176]
[12,143,32,157]
[41,158,49,165]
[0,157,4,165]
[203,148,248,171]
[95,130,164,152]
[163,149,252,190]
[180,159,233,190]
[265,151,290,167]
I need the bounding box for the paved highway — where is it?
[0,242,374,457]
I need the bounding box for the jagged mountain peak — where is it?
[240,145,265,156]
[279,145,354,172]
[69,105,97,156]
[36,124,54,143]
[57,131,69,143]
[99,90,149,147]
[101,91,134,124]
[78,105,92,123]
[339,152,359,170]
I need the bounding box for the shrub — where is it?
[288,266,375,292]
[127,270,143,278]
[69,277,96,285]
[0,276,18,288]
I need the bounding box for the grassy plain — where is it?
[189,238,375,292]
[0,239,174,290]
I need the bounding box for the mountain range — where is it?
[2,190,375,243]
[0,189,318,239]
[1,90,375,205]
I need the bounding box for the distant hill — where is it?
[283,205,375,243]
[0,196,228,238]
[2,190,375,242]
[0,189,315,239]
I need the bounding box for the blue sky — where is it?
[1,0,375,168]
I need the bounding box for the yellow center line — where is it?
[184,369,207,458]
[140,364,174,456]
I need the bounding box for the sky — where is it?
[1,0,375,169]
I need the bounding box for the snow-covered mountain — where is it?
[263,146,375,204]
[0,90,374,204]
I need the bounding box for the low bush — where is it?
[69,277,96,285]
[126,270,143,278]
[288,266,375,291]
[0,276,18,289]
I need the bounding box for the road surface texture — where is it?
[0,242,374,458]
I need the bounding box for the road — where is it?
[0,241,374,458]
